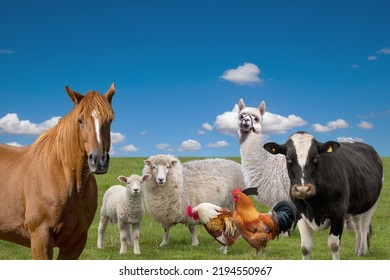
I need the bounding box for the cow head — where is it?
[264,131,340,200]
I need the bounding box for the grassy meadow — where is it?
[0,157,389,260]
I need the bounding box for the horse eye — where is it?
[78,117,84,124]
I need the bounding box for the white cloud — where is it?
[110,132,125,144]
[378,48,390,55]
[350,64,359,69]
[202,123,213,131]
[120,145,138,152]
[220,62,264,85]
[156,143,173,152]
[6,141,23,147]
[337,137,364,143]
[208,140,229,148]
[313,119,349,133]
[178,139,201,151]
[0,49,14,55]
[215,105,240,136]
[0,113,60,135]
[214,105,306,136]
[262,112,307,135]
[357,121,373,130]
[368,56,377,61]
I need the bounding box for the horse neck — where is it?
[238,129,269,177]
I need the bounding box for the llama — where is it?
[142,154,245,247]
[238,99,291,206]
[97,174,151,255]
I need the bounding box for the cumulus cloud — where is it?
[6,141,23,147]
[202,123,213,131]
[207,140,229,148]
[357,121,373,130]
[337,137,364,143]
[214,105,306,136]
[220,62,264,85]
[178,139,201,151]
[368,56,377,61]
[156,143,173,152]
[120,145,138,152]
[312,119,349,133]
[0,113,60,135]
[110,132,125,144]
[378,48,390,55]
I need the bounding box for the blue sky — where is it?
[1,0,389,157]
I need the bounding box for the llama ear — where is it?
[238,99,245,111]
[104,83,115,104]
[259,101,266,116]
[142,174,152,182]
[118,175,128,184]
[66,86,84,105]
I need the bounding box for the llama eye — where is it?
[239,114,244,120]
[254,117,260,122]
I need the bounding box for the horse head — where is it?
[65,83,115,174]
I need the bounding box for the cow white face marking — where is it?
[290,133,314,185]
[92,110,101,144]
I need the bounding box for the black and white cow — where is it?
[264,131,383,260]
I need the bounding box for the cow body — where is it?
[264,131,383,260]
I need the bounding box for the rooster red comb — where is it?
[186,205,193,218]
[232,188,242,196]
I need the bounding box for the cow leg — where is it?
[29,224,54,260]
[298,219,313,260]
[57,231,88,259]
[328,218,344,260]
[188,224,199,246]
[352,201,378,256]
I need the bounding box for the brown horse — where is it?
[0,84,115,259]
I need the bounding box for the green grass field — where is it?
[0,157,389,260]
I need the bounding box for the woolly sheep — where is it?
[97,174,151,255]
[142,154,245,247]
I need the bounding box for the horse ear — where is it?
[104,83,115,104]
[65,86,84,105]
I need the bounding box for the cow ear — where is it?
[319,141,340,154]
[264,142,286,155]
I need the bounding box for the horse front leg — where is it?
[29,224,54,260]
[57,231,88,260]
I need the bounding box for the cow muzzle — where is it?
[291,183,316,199]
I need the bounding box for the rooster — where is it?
[186,203,240,254]
[232,188,299,255]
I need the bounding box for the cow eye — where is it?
[285,156,292,164]
[314,154,320,163]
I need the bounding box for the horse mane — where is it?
[28,91,114,164]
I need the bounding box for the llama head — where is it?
[238,99,266,134]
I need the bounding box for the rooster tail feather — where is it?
[241,187,258,196]
[271,201,300,235]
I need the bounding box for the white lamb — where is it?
[97,174,151,255]
[142,154,245,247]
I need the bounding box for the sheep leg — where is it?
[132,222,141,255]
[118,222,130,254]
[97,215,109,249]
[160,226,170,247]
[188,224,199,246]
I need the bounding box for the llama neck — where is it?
[239,130,269,186]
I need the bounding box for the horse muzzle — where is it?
[88,151,110,174]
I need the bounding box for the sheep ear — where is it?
[238,98,245,111]
[171,160,178,166]
[259,101,266,116]
[144,160,151,166]
[263,142,286,155]
[142,174,152,182]
[118,175,128,184]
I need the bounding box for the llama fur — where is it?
[142,154,245,247]
[97,174,151,255]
